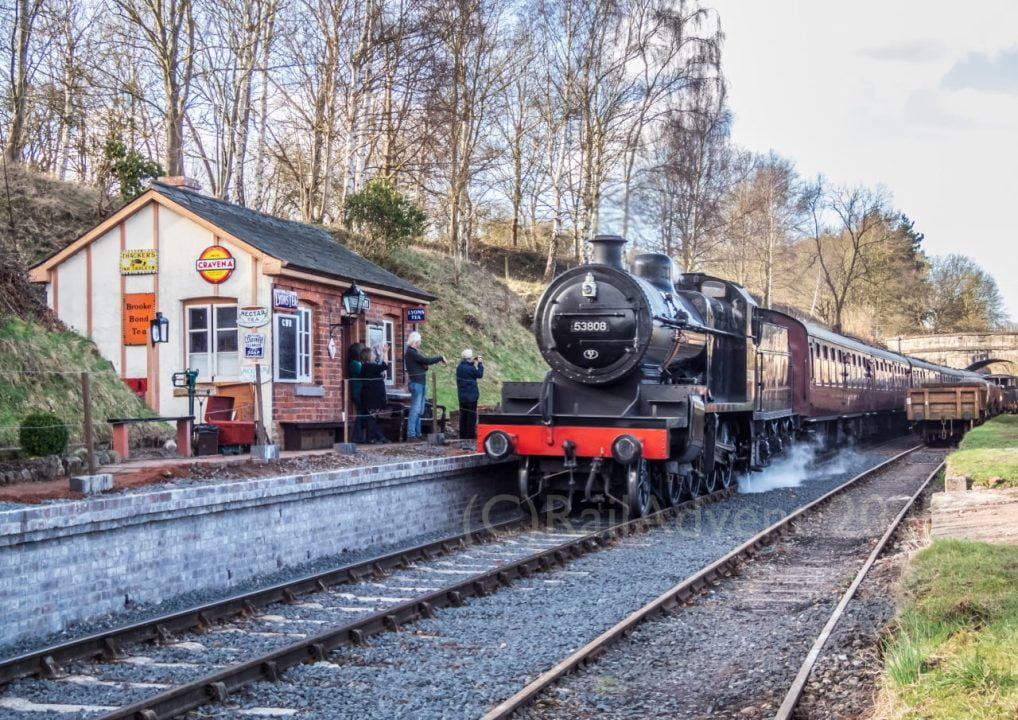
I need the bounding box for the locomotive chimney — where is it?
[590,234,626,270]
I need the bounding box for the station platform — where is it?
[0,446,516,648]
[931,487,1018,544]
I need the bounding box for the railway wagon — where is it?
[907,381,1002,443]
[986,374,1018,413]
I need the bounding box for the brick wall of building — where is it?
[0,455,516,647]
[270,276,422,439]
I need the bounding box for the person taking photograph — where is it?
[456,349,484,440]
[404,331,445,439]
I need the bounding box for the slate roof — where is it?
[153,182,433,300]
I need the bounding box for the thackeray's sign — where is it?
[123,293,155,346]
[120,249,158,275]
[237,306,270,327]
[196,245,236,284]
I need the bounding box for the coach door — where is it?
[756,322,792,414]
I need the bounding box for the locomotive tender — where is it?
[477,235,979,516]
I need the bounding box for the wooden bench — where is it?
[107,416,194,461]
[278,420,346,451]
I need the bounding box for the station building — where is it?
[28,178,434,445]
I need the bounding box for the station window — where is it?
[274,307,313,383]
[367,318,397,386]
[187,304,239,380]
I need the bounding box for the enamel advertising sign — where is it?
[196,245,236,284]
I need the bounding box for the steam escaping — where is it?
[736,434,868,494]
[738,439,821,494]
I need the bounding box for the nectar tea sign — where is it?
[237,306,270,327]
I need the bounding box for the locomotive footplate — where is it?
[477,414,680,461]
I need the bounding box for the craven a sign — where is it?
[196,245,236,284]
[120,249,158,275]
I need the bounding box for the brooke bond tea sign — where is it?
[123,293,156,346]
[196,245,236,284]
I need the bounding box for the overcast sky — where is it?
[709,0,1018,322]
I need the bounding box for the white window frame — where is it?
[366,319,397,386]
[273,307,313,383]
[186,303,240,380]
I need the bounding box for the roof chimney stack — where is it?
[157,176,201,192]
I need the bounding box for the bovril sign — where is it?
[196,245,236,284]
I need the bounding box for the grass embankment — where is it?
[376,247,547,411]
[878,539,1018,719]
[945,415,1018,488]
[0,317,161,449]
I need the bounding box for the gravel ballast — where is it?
[175,442,919,720]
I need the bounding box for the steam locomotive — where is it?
[477,235,981,516]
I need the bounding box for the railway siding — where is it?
[0,454,515,649]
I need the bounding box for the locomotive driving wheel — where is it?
[626,459,652,517]
[517,458,541,515]
[652,461,681,507]
[714,422,735,491]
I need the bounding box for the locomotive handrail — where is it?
[653,314,749,340]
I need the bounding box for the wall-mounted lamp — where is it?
[150,311,169,345]
[341,281,370,316]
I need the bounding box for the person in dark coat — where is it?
[359,345,390,443]
[404,331,446,439]
[347,342,366,443]
[456,349,484,440]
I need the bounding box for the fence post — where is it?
[254,363,270,445]
[81,372,96,474]
[343,378,350,444]
[431,368,439,435]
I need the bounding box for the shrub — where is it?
[344,178,426,258]
[19,412,69,457]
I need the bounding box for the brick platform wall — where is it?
[0,455,516,647]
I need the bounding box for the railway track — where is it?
[0,484,736,719]
[491,444,945,720]
[0,439,920,719]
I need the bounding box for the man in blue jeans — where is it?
[404,331,446,439]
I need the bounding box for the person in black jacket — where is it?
[404,331,445,439]
[456,349,484,440]
[359,345,390,443]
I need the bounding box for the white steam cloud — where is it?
[738,437,867,494]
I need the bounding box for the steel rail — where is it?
[0,516,527,686]
[771,459,945,720]
[94,488,735,720]
[480,444,926,720]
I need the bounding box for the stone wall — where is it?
[0,454,516,647]
[886,333,1018,372]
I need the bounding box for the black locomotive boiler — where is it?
[477,234,975,516]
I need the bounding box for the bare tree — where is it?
[641,74,733,271]
[429,0,508,263]
[188,0,277,201]
[110,0,195,176]
[3,0,46,162]
[804,179,898,333]
[923,254,1007,332]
